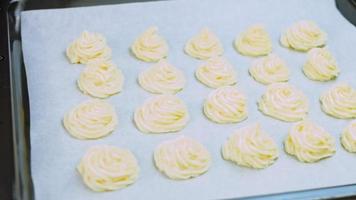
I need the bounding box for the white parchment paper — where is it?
[21,0,356,199]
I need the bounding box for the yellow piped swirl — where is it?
[138,59,185,94]
[222,123,278,169]
[131,26,168,62]
[77,145,139,192]
[66,31,111,64]
[280,20,327,51]
[185,28,223,60]
[285,120,336,163]
[249,54,289,85]
[195,56,237,88]
[154,136,211,180]
[235,25,272,57]
[303,48,339,81]
[63,100,117,140]
[78,60,124,98]
[341,120,356,153]
[204,86,247,123]
[134,95,189,133]
[258,83,308,122]
[320,83,356,119]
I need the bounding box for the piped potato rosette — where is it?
[258,83,308,122]
[280,20,327,51]
[138,59,185,94]
[320,83,356,119]
[77,145,139,192]
[185,28,223,60]
[154,136,211,180]
[134,95,189,133]
[131,26,168,62]
[222,123,278,169]
[204,86,247,124]
[63,100,117,140]
[66,31,111,64]
[284,120,336,163]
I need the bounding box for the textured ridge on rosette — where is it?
[78,60,124,98]
[341,120,356,153]
[77,145,139,192]
[195,56,237,88]
[249,54,289,85]
[320,83,356,119]
[285,120,336,163]
[134,95,189,133]
[66,31,111,64]
[258,83,308,122]
[63,100,117,139]
[280,20,327,51]
[154,136,211,180]
[222,123,278,169]
[131,26,168,62]
[185,28,223,60]
[204,86,247,123]
[138,59,185,94]
[303,48,339,81]
[235,24,272,57]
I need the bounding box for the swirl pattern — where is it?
[138,59,185,94]
[77,145,139,192]
[320,83,356,119]
[134,95,189,133]
[258,83,308,122]
[341,120,356,153]
[185,28,223,60]
[235,25,272,57]
[63,100,117,139]
[78,60,124,98]
[131,26,168,62]
[280,20,327,51]
[303,48,339,81]
[249,54,289,85]
[284,120,336,163]
[204,86,247,123]
[154,136,211,180]
[195,56,237,88]
[66,31,111,64]
[222,123,278,169]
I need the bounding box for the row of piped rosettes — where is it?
[64,32,140,192]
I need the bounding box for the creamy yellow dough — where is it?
[134,95,189,133]
[78,60,124,98]
[138,59,185,94]
[131,26,168,62]
[280,20,327,51]
[66,31,111,64]
[77,145,139,192]
[195,56,237,88]
[204,86,247,123]
[258,83,308,122]
[249,54,289,85]
[63,100,117,139]
[320,83,356,119]
[303,48,339,81]
[235,25,272,57]
[285,120,336,163]
[341,120,356,152]
[222,123,278,169]
[154,136,211,180]
[185,28,223,60]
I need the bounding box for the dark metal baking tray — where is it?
[1,0,356,199]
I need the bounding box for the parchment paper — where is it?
[21,0,356,199]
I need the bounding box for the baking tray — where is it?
[4,0,356,199]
